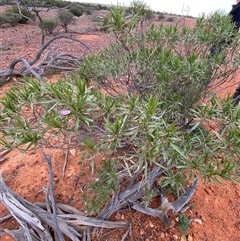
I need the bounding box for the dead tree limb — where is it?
[0,34,92,81]
[40,145,65,241]
[0,172,127,240]
[96,164,198,228]
[0,153,198,240]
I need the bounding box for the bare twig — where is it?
[62,148,69,178]
[0,213,12,222]
[40,146,65,241]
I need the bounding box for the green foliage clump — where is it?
[127,0,154,19]
[178,214,190,234]
[166,16,175,22]
[0,0,15,6]
[39,19,58,35]
[1,78,239,196]
[69,5,83,17]
[158,12,165,20]
[83,160,119,214]
[6,6,35,24]
[0,12,21,27]
[54,0,71,8]
[57,10,74,32]
[80,9,240,121]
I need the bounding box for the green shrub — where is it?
[144,9,154,19]
[57,11,74,32]
[158,12,165,20]
[178,214,190,234]
[166,16,174,22]
[85,9,92,15]
[39,19,58,35]
[69,5,83,17]
[0,0,15,5]
[42,0,55,7]
[6,6,35,24]
[79,7,240,123]
[127,0,153,19]
[54,0,71,8]
[96,4,103,10]
[0,0,5,6]
[0,13,21,27]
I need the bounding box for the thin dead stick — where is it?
[121,220,133,241]
[40,145,65,241]
[43,186,51,213]
[62,149,69,178]
[0,150,11,157]
[0,213,12,222]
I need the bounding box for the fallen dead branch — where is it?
[0,153,198,240]
[0,34,92,81]
[97,165,198,227]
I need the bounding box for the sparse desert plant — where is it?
[0,12,21,27]
[6,5,35,24]
[166,16,174,22]
[38,18,58,35]
[54,0,71,8]
[158,12,165,20]
[57,10,74,32]
[79,8,240,121]
[178,214,190,235]
[128,0,154,20]
[69,5,83,17]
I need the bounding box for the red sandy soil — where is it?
[0,6,240,241]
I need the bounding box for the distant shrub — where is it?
[144,9,154,19]
[127,1,153,20]
[96,4,103,10]
[57,11,74,32]
[54,0,71,8]
[166,16,174,22]
[39,19,58,35]
[101,5,109,10]
[102,14,110,31]
[0,0,15,5]
[158,12,165,20]
[42,0,54,7]
[85,9,92,15]
[6,6,35,24]
[0,13,21,27]
[69,6,83,17]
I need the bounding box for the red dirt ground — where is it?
[0,6,240,241]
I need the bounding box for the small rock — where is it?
[53,177,59,182]
[0,157,6,163]
[115,212,121,220]
[190,218,203,225]
[69,149,76,156]
[149,220,154,227]
[160,232,165,238]
[187,234,194,241]
[180,235,186,241]
[173,234,179,240]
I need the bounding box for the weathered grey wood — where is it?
[0,34,92,81]
[0,213,12,222]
